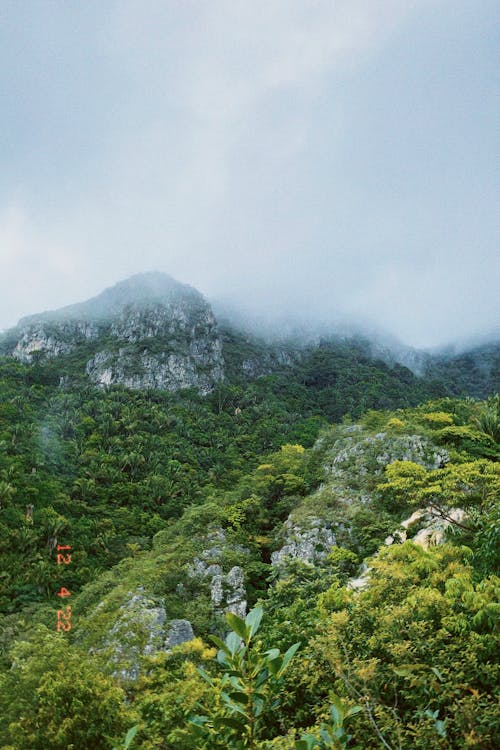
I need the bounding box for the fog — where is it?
[0,0,498,349]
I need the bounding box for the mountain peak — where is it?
[18,272,201,326]
[1,273,224,394]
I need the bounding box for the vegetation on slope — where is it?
[0,344,498,748]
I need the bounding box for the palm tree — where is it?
[473,394,500,442]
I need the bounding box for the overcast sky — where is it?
[1,0,498,348]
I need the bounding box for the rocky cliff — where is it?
[0,273,224,394]
[1,272,498,398]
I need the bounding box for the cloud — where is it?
[0,0,497,348]
[85,0,430,277]
[0,202,86,327]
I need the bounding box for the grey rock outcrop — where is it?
[189,529,247,617]
[346,507,467,594]
[240,349,298,379]
[271,516,336,567]
[0,273,225,394]
[385,507,467,549]
[324,431,449,481]
[166,619,195,648]
[272,426,452,577]
[99,590,194,681]
[104,591,167,681]
[10,319,101,362]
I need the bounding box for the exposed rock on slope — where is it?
[271,517,336,567]
[93,590,195,681]
[271,425,449,569]
[0,273,224,394]
[188,529,248,618]
[385,507,467,549]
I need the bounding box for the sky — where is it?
[0,0,498,349]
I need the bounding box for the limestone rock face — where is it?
[347,507,467,594]
[99,590,195,681]
[385,507,467,549]
[324,429,449,481]
[272,425,451,578]
[10,320,101,362]
[240,349,297,379]
[166,619,195,648]
[1,273,225,394]
[271,516,336,568]
[189,529,248,617]
[104,591,168,681]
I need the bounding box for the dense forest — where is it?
[0,341,498,749]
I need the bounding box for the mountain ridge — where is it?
[0,272,498,398]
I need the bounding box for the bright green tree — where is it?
[190,606,300,749]
[0,626,134,750]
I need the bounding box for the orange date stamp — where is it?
[56,544,72,632]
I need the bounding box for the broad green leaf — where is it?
[217,649,230,665]
[435,719,447,737]
[226,630,243,656]
[245,606,263,638]
[264,648,280,661]
[226,611,248,640]
[228,674,243,690]
[255,670,270,687]
[197,666,214,686]
[320,727,333,743]
[227,690,249,705]
[267,656,282,676]
[123,725,139,749]
[210,634,231,655]
[221,691,248,717]
[345,705,363,719]
[295,735,316,750]
[330,694,345,726]
[188,716,209,737]
[277,641,300,677]
[253,695,265,716]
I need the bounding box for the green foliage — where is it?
[0,627,134,749]
[191,606,300,748]
[113,725,139,750]
[377,458,500,572]
[0,344,498,750]
[130,638,216,749]
[295,697,362,749]
[0,357,327,613]
[315,543,500,748]
[472,394,500,442]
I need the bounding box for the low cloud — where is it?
[0,0,497,348]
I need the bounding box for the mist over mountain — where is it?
[0,272,498,749]
[1,2,498,745]
[0,272,498,401]
[17,272,201,326]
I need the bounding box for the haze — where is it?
[1,0,498,349]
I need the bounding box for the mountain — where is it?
[0,273,224,394]
[0,275,498,748]
[423,341,500,399]
[1,273,498,402]
[0,387,497,748]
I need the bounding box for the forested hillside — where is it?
[0,333,454,615]
[2,0,499,744]
[0,326,498,748]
